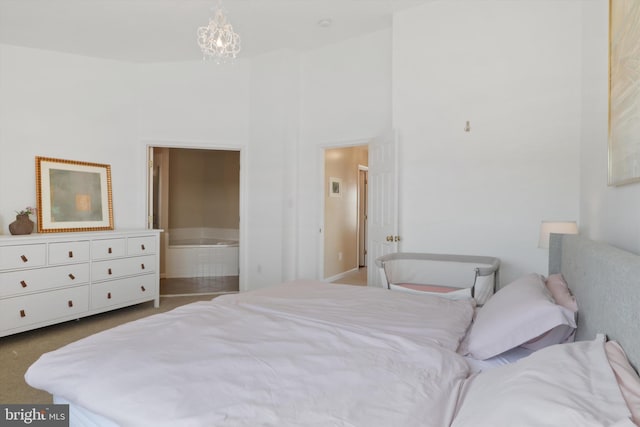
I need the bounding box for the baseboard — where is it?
[324,267,359,283]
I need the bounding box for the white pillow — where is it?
[452,336,633,427]
[465,273,576,360]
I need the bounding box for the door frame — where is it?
[145,140,248,292]
[357,165,369,268]
[317,138,371,283]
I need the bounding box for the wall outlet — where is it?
[338,252,343,261]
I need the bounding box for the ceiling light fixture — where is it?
[317,18,333,28]
[197,1,241,63]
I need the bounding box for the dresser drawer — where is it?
[0,244,46,270]
[0,285,89,331]
[91,275,156,309]
[91,255,156,281]
[91,238,126,260]
[127,236,156,255]
[49,241,90,265]
[0,263,90,298]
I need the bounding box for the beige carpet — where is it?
[0,295,215,404]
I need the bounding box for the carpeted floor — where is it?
[0,295,215,404]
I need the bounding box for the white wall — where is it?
[0,45,140,232]
[297,29,392,280]
[245,49,300,289]
[393,1,582,283]
[580,0,640,254]
[136,61,251,144]
[3,1,627,290]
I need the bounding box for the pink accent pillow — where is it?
[605,341,640,425]
[466,273,576,360]
[520,273,579,350]
[546,273,578,312]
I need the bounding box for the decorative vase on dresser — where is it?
[8,214,34,235]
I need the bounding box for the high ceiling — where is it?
[0,0,429,63]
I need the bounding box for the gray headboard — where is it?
[549,234,640,371]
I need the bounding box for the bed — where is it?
[24,234,640,426]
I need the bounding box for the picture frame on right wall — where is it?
[608,0,640,186]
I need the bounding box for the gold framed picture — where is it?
[36,156,114,233]
[608,0,640,186]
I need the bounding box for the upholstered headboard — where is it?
[549,234,640,371]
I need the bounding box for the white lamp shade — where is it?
[538,221,578,249]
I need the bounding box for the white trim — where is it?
[323,267,359,283]
[160,291,239,298]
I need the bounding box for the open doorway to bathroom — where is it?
[150,147,240,296]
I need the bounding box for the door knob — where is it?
[386,235,393,242]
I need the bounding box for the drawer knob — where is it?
[141,285,146,292]
[68,300,73,308]
[108,247,112,254]
[108,268,112,275]
[108,292,112,299]
[141,244,146,250]
[20,280,27,288]
[68,273,76,280]
[141,263,145,270]
[20,255,28,263]
[20,309,26,318]
[68,250,74,258]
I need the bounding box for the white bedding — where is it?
[26,280,475,427]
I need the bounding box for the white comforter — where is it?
[26,280,474,427]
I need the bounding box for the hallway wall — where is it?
[324,146,368,278]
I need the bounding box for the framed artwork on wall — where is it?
[608,0,640,186]
[329,177,342,197]
[36,156,114,233]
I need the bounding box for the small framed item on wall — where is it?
[608,0,640,186]
[329,177,342,197]
[36,156,114,233]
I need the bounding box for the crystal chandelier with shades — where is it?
[197,1,241,62]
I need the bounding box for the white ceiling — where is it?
[0,0,429,63]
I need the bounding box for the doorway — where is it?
[149,146,241,296]
[323,145,368,285]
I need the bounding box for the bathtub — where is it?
[165,228,239,278]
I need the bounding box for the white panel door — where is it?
[367,130,398,287]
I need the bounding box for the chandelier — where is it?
[197,2,241,62]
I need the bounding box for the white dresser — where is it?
[0,229,161,337]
